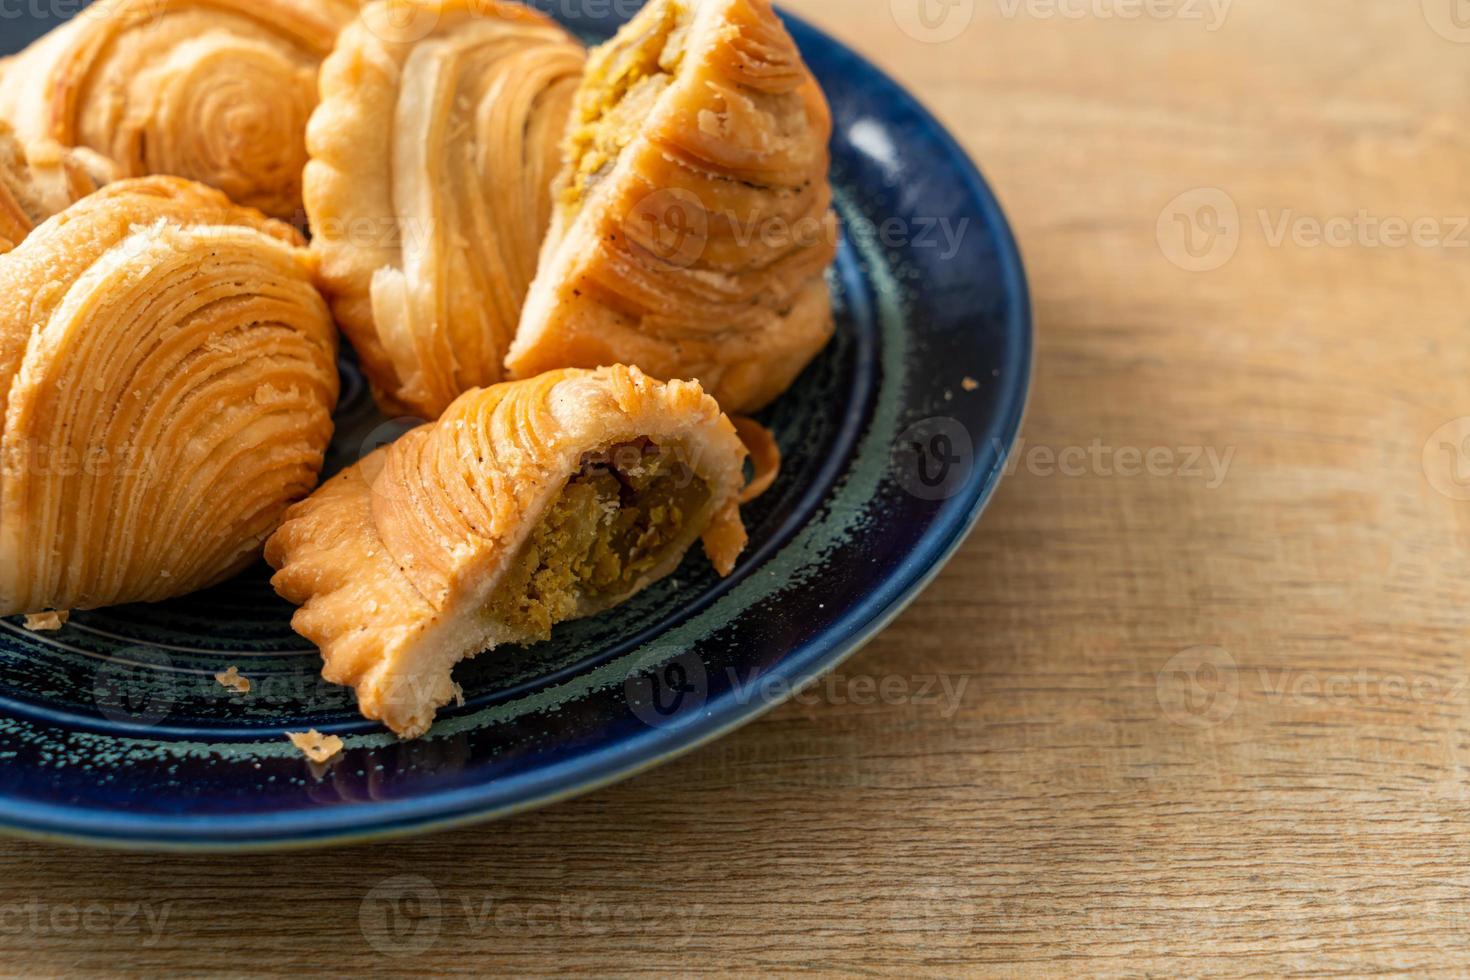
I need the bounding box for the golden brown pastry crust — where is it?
[0,176,339,616]
[507,0,837,414]
[306,0,585,419]
[0,120,115,254]
[0,0,358,219]
[266,365,748,738]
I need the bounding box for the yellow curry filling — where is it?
[485,439,710,641]
[561,0,690,213]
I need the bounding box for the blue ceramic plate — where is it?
[0,3,1030,849]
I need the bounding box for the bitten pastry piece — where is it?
[266,366,749,738]
[0,177,339,617]
[0,0,358,219]
[307,0,585,418]
[507,0,838,414]
[0,121,115,253]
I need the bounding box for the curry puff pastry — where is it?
[0,0,358,220]
[0,120,115,254]
[307,0,585,418]
[508,0,838,414]
[266,366,749,737]
[0,177,339,617]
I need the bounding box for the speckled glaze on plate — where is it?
[0,2,1032,850]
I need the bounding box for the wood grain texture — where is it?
[5,0,1470,974]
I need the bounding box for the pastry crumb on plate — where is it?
[215,667,251,694]
[286,730,344,764]
[22,611,68,632]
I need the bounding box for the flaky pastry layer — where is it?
[266,365,748,738]
[508,0,838,413]
[0,0,359,219]
[0,177,339,616]
[0,119,115,254]
[306,0,585,417]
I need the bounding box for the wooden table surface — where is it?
[6,0,1470,975]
